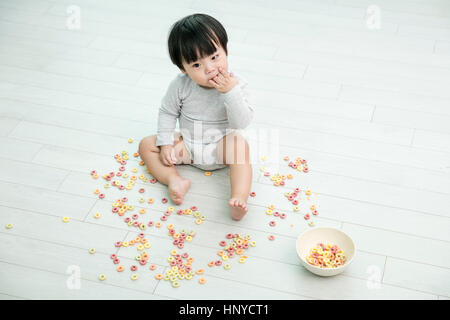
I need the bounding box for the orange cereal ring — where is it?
[139,160,145,166]
[208,261,215,267]
[131,176,137,180]
[155,273,163,280]
[236,249,243,255]
[133,152,139,157]
[134,237,141,242]
[141,238,148,243]
[117,265,125,272]
[217,251,224,257]
[148,198,154,204]
[196,269,204,275]
[198,278,206,284]
[155,222,161,228]
[149,264,157,271]
[129,240,136,245]
[139,208,146,214]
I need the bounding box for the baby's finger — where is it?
[209,79,219,87]
[171,149,177,163]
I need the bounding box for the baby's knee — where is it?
[138,135,159,154]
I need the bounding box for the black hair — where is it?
[168,13,228,71]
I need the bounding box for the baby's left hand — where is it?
[209,67,238,93]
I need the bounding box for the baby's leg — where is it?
[217,132,252,221]
[138,133,191,205]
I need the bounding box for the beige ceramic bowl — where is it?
[296,227,356,277]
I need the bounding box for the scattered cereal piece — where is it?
[128,138,133,143]
[5,224,13,229]
[88,248,96,254]
[62,217,70,223]
[204,171,212,176]
[98,274,106,281]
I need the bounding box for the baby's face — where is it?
[181,44,228,89]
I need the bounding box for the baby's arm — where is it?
[156,77,182,147]
[222,75,254,129]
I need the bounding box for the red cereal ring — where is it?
[116,172,122,177]
[109,172,115,177]
[115,241,122,247]
[312,210,318,216]
[130,265,138,271]
[269,221,276,227]
[215,260,222,266]
[148,221,154,227]
[292,200,299,205]
[124,217,131,223]
[304,214,310,220]
[161,198,168,204]
[90,170,97,175]
[119,166,125,171]
[105,176,111,181]
[160,216,167,221]
[119,185,125,190]
[139,188,145,193]
[164,211,171,216]
[121,160,127,165]
[122,197,128,202]
[177,243,184,249]
[219,241,227,247]
[113,258,120,264]
[280,181,285,186]
[273,211,280,217]
[149,264,157,271]
[99,194,105,199]
[139,259,147,266]
[226,233,233,239]
[132,214,138,220]
[264,172,270,176]
[133,221,139,226]
[110,254,117,259]
[250,192,256,197]
[169,229,175,235]
[190,206,198,211]
[268,235,275,241]
[294,188,300,193]
[280,213,287,219]
[303,167,309,173]
[288,195,294,201]
[112,207,119,213]
[177,210,183,215]
[138,233,145,238]
[150,179,157,184]
[182,253,189,258]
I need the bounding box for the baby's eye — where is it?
[192,63,200,68]
[212,54,218,60]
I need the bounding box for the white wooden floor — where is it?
[0,0,449,300]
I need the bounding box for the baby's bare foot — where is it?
[229,197,248,221]
[168,176,191,205]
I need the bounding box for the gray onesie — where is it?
[156,73,254,170]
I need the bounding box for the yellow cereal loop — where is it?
[98,274,106,281]
[62,217,70,223]
[5,224,13,229]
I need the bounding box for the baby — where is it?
[138,13,254,221]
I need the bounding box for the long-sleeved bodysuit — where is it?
[156,73,254,170]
